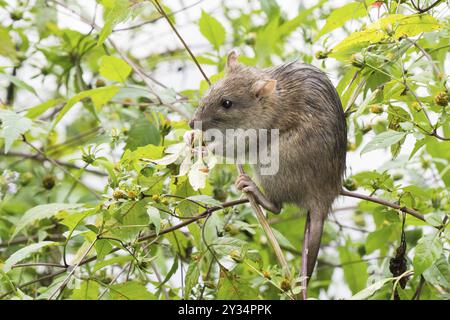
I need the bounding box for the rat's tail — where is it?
[300,210,325,299]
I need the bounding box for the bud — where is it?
[113,190,126,200]
[42,174,55,190]
[346,142,356,151]
[95,79,106,87]
[127,190,138,200]
[369,104,384,114]
[262,270,271,279]
[315,50,328,60]
[280,279,291,291]
[152,194,160,202]
[434,91,448,107]
[343,178,358,191]
[411,101,422,111]
[351,53,365,69]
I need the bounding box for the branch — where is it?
[2,152,107,176]
[153,0,211,86]
[113,0,205,32]
[340,190,425,221]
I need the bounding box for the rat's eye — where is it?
[221,99,233,109]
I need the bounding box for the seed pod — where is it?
[42,174,55,190]
[369,104,384,114]
[434,91,448,106]
[343,178,358,191]
[95,79,106,87]
[315,50,328,60]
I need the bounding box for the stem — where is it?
[237,165,291,278]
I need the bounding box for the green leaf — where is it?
[98,0,130,46]
[217,272,258,299]
[52,86,119,128]
[95,239,113,261]
[108,281,155,300]
[125,116,160,150]
[260,0,280,20]
[4,241,57,272]
[0,27,17,61]
[423,256,450,290]
[366,225,394,254]
[184,261,200,299]
[1,73,38,96]
[0,110,32,153]
[146,206,161,236]
[13,203,84,238]
[25,99,64,119]
[272,228,297,251]
[316,2,367,39]
[70,280,100,300]
[93,255,133,272]
[199,10,226,50]
[186,195,222,206]
[350,277,394,300]
[332,14,442,55]
[361,130,407,155]
[413,235,442,275]
[338,244,368,294]
[99,56,132,83]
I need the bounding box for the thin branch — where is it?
[341,190,425,221]
[2,152,107,176]
[153,0,211,85]
[113,0,204,32]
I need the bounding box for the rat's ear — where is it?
[253,79,277,98]
[226,51,239,72]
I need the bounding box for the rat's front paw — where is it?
[235,174,257,191]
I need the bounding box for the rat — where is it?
[189,51,347,298]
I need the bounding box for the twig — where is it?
[113,0,205,32]
[341,190,425,221]
[152,0,211,85]
[237,165,291,278]
[22,137,102,199]
[47,240,97,300]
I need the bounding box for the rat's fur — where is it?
[191,54,347,285]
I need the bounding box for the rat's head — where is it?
[189,52,278,132]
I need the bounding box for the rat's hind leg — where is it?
[235,174,281,213]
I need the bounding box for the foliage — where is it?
[0,0,449,300]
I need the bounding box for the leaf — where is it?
[199,10,226,50]
[98,0,130,46]
[13,203,84,238]
[349,277,394,300]
[366,225,394,254]
[25,99,64,119]
[338,245,368,294]
[0,110,32,153]
[125,116,160,151]
[272,228,297,251]
[146,206,161,236]
[413,235,442,275]
[316,2,367,39]
[260,0,280,20]
[52,86,119,128]
[361,130,407,155]
[109,281,155,300]
[4,241,57,272]
[70,280,100,300]
[99,56,132,83]
[423,256,450,290]
[0,27,17,61]
[211,237,246,256]
[332,14,442,54]
[1,73,38,96]
[186,195,222,206]
[184,261,200,299]
[158,257,178,288]
[93,255,133,273]
[217,272,258,299]
[95,239,113,261]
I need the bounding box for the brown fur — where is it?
[191,56,347,280]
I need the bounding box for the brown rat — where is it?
[190,51,347,298]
